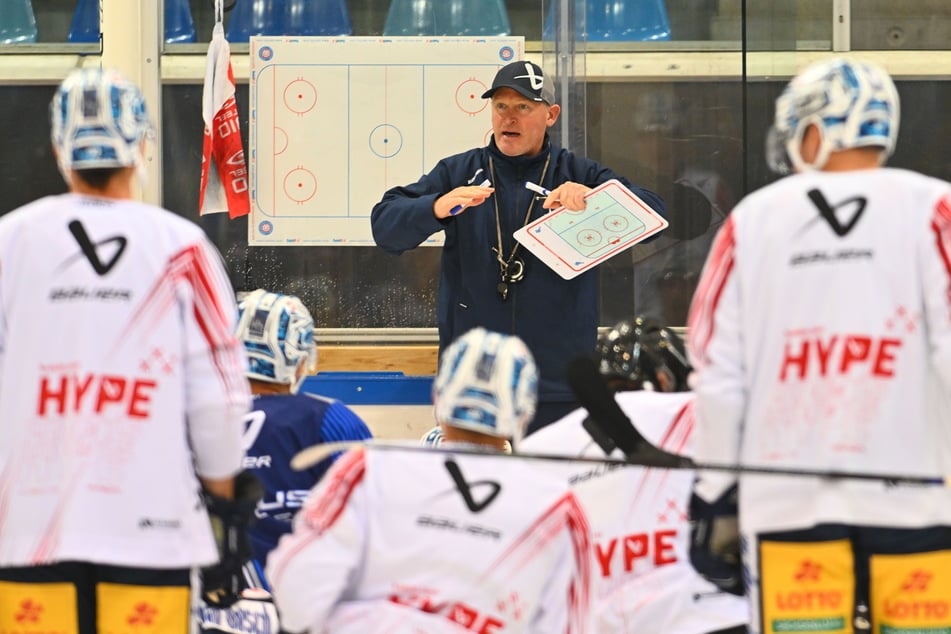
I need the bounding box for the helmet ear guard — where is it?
[432,327,538,447]
[235,289,317,393]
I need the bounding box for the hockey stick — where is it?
[290,437,950,488]
[563,355,951,488]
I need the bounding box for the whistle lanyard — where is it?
[488,154,550,301]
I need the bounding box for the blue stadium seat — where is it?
[545,0,671,42]
[68,0,197,44]
[383,0,510,36]
[228,0,352,42]
[226,0,284,41]
[166,0,198,44]
[286,0,352,36]
[0,0,38,44]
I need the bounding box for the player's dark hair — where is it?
[73,167,124,190]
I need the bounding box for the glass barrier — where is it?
[4,1,951,333]
[13,2,951,49]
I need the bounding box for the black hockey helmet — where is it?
[597,315,691,392]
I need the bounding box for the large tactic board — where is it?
[248,36,524,246]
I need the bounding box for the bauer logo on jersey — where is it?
[445,459,501,513]
[139,517,182,530]
[807,189,867,237]
[65,219,128,275]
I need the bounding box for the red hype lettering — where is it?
[38,373,157,418]
[389,593,505,633]
[595,529,678,577]
[779,334,902,381]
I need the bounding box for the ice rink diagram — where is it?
[248,36,524,246]
[515,180,668,280]
[544,193,648,259]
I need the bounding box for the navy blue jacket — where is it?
[371,136,665,401]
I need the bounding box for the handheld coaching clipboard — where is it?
[514,179,668,280]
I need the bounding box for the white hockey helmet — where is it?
[50,67,153,181]
[236,289,317,394]
[766,58,899,174]
[432,327,538,446]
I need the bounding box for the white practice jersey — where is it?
[521,391,748,634]
[266,446,592,634]
[688,167,951,537]
[0,193,250,568]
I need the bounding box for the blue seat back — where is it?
[384,0,510,36]
[545,0,671,42]
[0,0,38,44]
[68,0,196,44]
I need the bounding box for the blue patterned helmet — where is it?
[766,58,899,174]
[432,328,538,446]
[236,289,317,394]
[50,67,153,179]
[420,426,445,447]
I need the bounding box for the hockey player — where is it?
[197,288,373,633]
[0,68,252,632]
[520,317,748,633]
[688,58,951,634]
[235,288,373,572]
[266,327,593,633]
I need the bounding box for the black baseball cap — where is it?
[481,61,554,104]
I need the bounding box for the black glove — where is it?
[202,471,263,608]
[689,485,744,596]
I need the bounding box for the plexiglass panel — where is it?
[5,1,951,332]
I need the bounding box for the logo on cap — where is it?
[514,62,544,90]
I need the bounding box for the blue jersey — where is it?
[243,392,373,566]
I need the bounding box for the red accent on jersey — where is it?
[267,448,367,589]
[482,491,591,633]
[932,196,951,319]
[303,448,366,535]
[124,242,246,404]
[688,215,737,367]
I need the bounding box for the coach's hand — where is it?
[434,185,495,219]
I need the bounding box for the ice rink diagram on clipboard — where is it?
[514,179,668,279]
